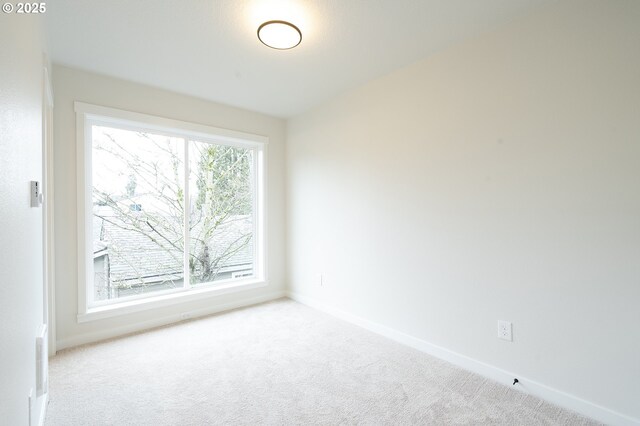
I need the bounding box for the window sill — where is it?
[77,279,267,323]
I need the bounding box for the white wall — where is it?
[287,0,640,422]
[0,13,48,426]
[53,65,287,349]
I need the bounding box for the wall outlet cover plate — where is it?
[498,320,512,341]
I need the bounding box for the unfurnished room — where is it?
[1,0,639,425]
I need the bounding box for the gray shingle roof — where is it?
[93,206,253,285]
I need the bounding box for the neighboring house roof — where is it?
[93,204,253,286]
[93,241,109,259]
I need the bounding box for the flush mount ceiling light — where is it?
[257,20,302,50]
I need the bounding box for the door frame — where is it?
[43,60,56,356]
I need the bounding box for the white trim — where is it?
[44,65,54,107]
[43,61,56,356]
[78,280,268,323]
[76,107,90,317]
[287,292,640,426]
[74,102,268,146]
[37,393,48,426]
[58,290,285,350]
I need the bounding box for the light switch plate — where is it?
[30,181,42,208]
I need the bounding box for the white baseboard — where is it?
[287,291,639,426]
[57,290,286,351]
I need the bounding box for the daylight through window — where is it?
[79,105,265,310]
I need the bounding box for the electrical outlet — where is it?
[180,312,191,320]
[498,320,512,341]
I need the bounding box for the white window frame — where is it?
[75,102,268,322]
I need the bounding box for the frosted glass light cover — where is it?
[258,21,302,50]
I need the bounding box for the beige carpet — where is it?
[46,299,597,425]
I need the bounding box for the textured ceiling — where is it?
[45,0,547,118]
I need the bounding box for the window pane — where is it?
[188,141,255,285]
[92,125,185,302]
